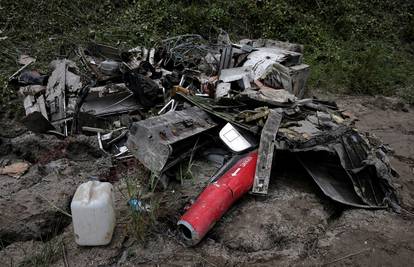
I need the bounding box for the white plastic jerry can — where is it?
[71,181,116,246]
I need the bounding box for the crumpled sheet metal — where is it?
[81,92,139,117]
[333,132,399,208]
[178,93,259,134]
[298,152,379,208]
[284,126,399,210]
[21,59,83,134]
[243,47,303,80]
[274,101,399,210]
[240,87,296,106]
[234,46,309,98]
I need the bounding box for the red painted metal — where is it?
[177,150,258,246]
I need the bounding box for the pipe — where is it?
[177,150,258,246]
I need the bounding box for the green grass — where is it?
[178,139,199,185]
[1,0,413,104]
[122,174,160,242]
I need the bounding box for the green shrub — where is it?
[0,0,413,103]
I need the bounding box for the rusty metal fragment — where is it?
[126,106,217,174]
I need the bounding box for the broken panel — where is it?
[45,60,66,124]
[285,126,399,209]
[251,109,283,195]
[218,45,233,71]
[297,151,376,208]
[126,106,217,174]
[81,92,140,117]
[333,132,399,207]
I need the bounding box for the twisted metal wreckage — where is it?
[12,33,399,246]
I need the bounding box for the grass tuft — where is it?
[122,174,160,242]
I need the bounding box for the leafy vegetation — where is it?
[1,0,413,103]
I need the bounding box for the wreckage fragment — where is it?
[123,70,161,108]
[85,42,122,61]
[17,59,86,135]
[16,70,48,86]
[22,93,55,133]
[46,60,66,124]
[81,43,123,81]
[260,63,310,98]
[334,131,399,208]
[218,45,233,71]
[157,34,220,73]
[178,93,259,134]
[81,91,139,117]
[78,82,142,122]
[236,45,309,98]
[240,86,296,106]
[278,106,399,209]
[178,150,257,246]
[298,152,375,208]
[252,109,283,195]
[126,106,217,174]
[23,95,48,119]
[215,82,231,99]
[244,48,303,76]
[219,66,253,91]
[44,59,83,135]
[19,85,46,96]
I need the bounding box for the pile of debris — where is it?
[10,33,399,246]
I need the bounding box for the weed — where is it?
[122,174,160,242]
[126,197,161,243]
[178,160,198,185]
[177,139,200,185]
[149,172,160,192]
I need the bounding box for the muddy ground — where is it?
[0,95,413,267]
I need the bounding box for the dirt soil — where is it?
[0,95,413,267]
